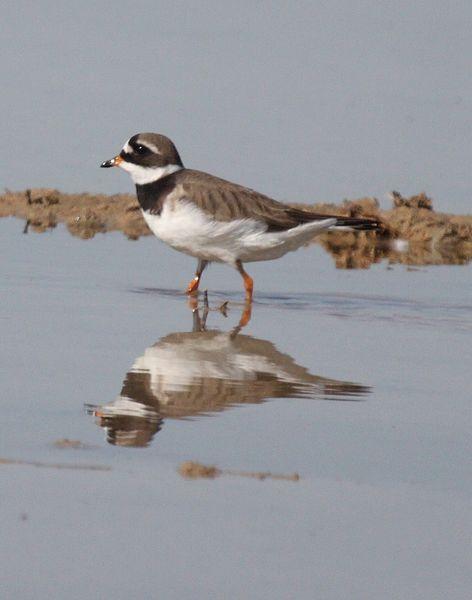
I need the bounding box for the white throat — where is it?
[119,162,183,185]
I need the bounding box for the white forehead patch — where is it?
[118,161,182,185]
[122,140,133,154]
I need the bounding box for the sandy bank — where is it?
[1,188,470,266]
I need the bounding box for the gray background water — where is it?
[2,1,471,212]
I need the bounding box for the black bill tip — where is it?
[100,159,115,168]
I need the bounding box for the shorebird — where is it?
[101,133,381,300]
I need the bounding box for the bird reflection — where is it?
[86,301,370,447]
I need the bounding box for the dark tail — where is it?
[330,215,383,231]
[287,207,383,232]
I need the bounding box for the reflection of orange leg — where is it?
[186,259,208,295]
[187,294,199,311]
[236,260,254,301]
[238,300,252,328]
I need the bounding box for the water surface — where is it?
[0,218,471,599]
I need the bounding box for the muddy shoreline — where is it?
[1,188,471,266]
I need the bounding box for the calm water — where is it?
[1,218,471,599]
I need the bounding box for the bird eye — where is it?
[135,144,149,155]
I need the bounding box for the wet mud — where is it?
[0,457,110,471]
[314,193,472,267]
[178,460,300,482]
[53,438,95,450]
[1,188,471,266]
[0,188,145,239]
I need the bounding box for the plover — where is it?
[101,133,381,300]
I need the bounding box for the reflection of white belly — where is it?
[131,333,304,402]
[141,202,335,265]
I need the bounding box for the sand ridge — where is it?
[1,188,470,266]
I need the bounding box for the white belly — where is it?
[141,201,336,265]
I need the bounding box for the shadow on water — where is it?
[85,300,370,447]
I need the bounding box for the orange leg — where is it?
[186,277,200,295]
[236,260,254,301]
[186,260,208,295]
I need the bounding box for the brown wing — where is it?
[175,170,381,232]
